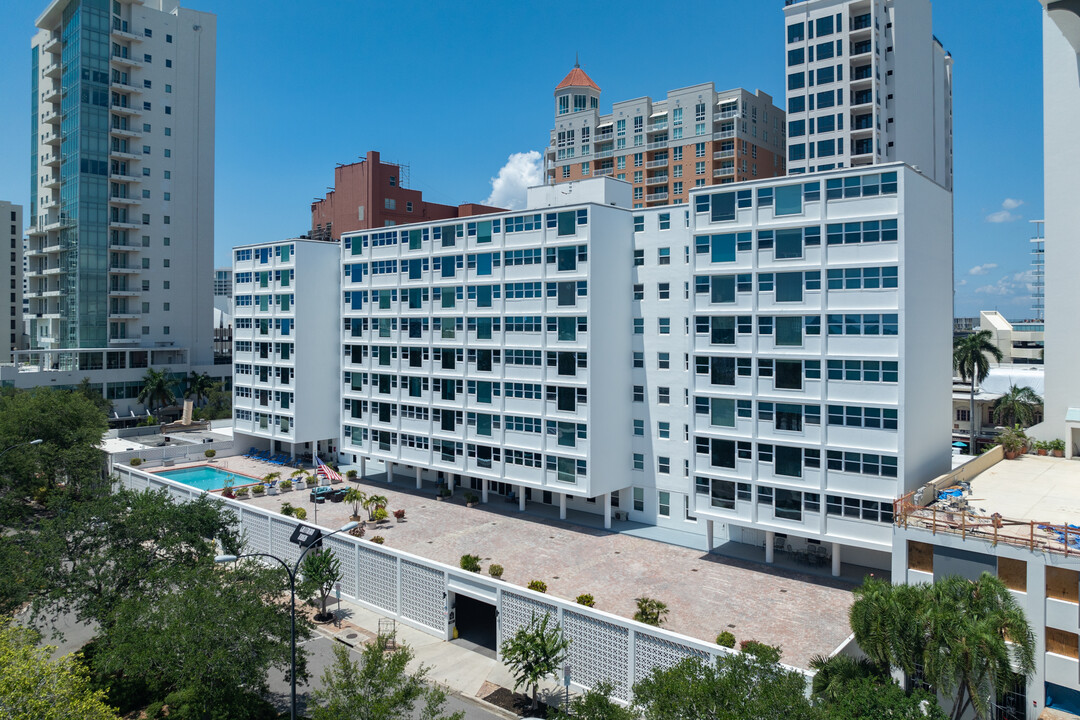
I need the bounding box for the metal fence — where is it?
[109,440,236,469]
[113,464,810,700]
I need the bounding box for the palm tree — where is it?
[262,471,281,484]
[808,653,880,702]
[185,371,214,406]
[991,384,1043,428]
[137,368,177,412]
[953,331,1004,452]
[362,494,389,521]
[344,487,366,519]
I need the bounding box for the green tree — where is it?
[137,368,177,412]
[94,559,307,719]
[0,616,119,720]
[499,613,570,711]
[632,646,816,720]
[819,676,947,720]
[849,574,1036,720]
[953,331,1004,451]
[194,380,232,421]
[633,597,668,627]
[344,487,367,519]
[991,384,1043,428]
[76,377,114,417]
[301,548,342,621]
[311,637,464,720]
[363,494,389,521]
[184,371,215,406]
[548,681,636,720]
[808,654,880,703]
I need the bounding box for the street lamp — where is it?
[0,438,43,460]
[215,520,358,720]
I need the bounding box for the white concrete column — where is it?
[415,466,422,490]
[603,493,611,530]
[481,478,489,504]
[705,519,714,553]
[765,531,775,564]
[832,542,842,577]
[518,487,526,512]
[559,493,567,520]
[387,462,394,483]
[360,457,366,477]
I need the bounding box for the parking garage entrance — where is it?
[448,579,498,658]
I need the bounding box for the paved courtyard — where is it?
[170,456,856,669]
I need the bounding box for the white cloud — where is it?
[986,210,1021,223]
[956,278,968,287]
[985,198,1024,223]
[968,263,998,276]
[484,151,543,210]
[974,271,1033,297]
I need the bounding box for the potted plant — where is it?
[575,594,596,608]
[345,487,367,521]
[279,479,293,492]
[460,554,482,573]
[251,484,266,497]
[488,563,504,579]
[1034,440,1048,456]
[348,523,365,538]
[373,506,389,524]
[204,448,217,462]
[1050,439,1067,458]
[436,488,451,502]
[370,535,385,545]
[464,493,479,508]
[527,580,547,594]
[234,486,250,500]
[346,469,358,482]
[290,469,308,491]
[999,425,1027,460]
[393,508,405,523]
[129,458,143,467]
[293,507,307,520]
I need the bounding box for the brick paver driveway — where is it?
[215,461,854,669]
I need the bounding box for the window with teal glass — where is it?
[477,413,492,436]
[557,211,576,236]
[441,288,455,309]
[280,244,290,261]
[711,398,735,427]
[775,185,803,216]
[557,246,577,271]
[558,422,576,447]
[775,228,803,259]
[477,381,492,403]
[477,221,492,243]
[476,285,492,307]
[775,316,803,346]
[711,275,735,303]
[378,318,390,337]
[775,272,803,302]
[409,229,422,249]
[476,317,492,340]
[380,293,391,309]
[557,457,576,483]
[557,317,576,341]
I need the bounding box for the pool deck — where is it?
[158,457,858,669]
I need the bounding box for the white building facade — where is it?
[231,240,340,458]
[0,202,23,363]
[324,167,952,571]
[783,0,952,190]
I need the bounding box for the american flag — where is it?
[315,455,342,482]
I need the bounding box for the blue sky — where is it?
[0,0,1043,319]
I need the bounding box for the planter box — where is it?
[267,487,278,496]
[319,478,330,487]
[295,482,307,491]
[466,502,477,508]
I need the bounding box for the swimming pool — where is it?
[154,465,258,492]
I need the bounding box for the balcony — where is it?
[646,158,668,169]
[718,108,738,119]
[42,266,65,276]
[109,335,142,345]
[110,172,141,183]
[109,147,141,161]
[109,194,139,206]
[110,23,141,42]
[42,175,61,189]
[42,35,61,54]
[41,110,61,125]
[110,102,141,116]
[647,121,668,133]
[42,61,61,78]
[109,126,142,139]
[713,130,735,141]
[108,264,140,274]
[593,167,614,177]
[713,149,735,160]
[108,219,142,231]
[109,310,141,319]
[39,197,58,211]
[110,52,142,69]
[41,87,62,104]
[595,149,614,158]
[714,167,735,178]
[646,140,668,150]
[596,130,613,141]
[851,41,873,57]
[41,131,61,146]
[109,240,141,251]
[108,287,140,297]
[111,80,143,94]
[645,191,668,202]
[646,174,668,186]
[42,153,60,168]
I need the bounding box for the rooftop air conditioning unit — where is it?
[613,511,628,522]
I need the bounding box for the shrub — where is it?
[464,493,479,504]
[279,479,293,490]
[129,458,143,467]
[393,508,405,520]
[716,631,736,648]
[346,469,358,481]
[1050,439,1066,453]
[488,563,504,579]
[437,488,451,498]
[372,506,389,522]
[280,502,295,516]
[576,594,596,608]
[204,449,216,459]
[528,580,547,593]
[370,535,385,544]
[234,486,249,498]
[460,554,482,573]
[739,639,772,657]
[293,507,307,520]
[251,484,265,495]
[633,597,668,627]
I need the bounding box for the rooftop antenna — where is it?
[575,52,580,68]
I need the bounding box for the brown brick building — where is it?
[310,151,501,242]
[545,65,786,208]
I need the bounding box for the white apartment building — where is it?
[214,267,232,298]
[0,202,23,363]
[317,166,952,572]
[231,240,340,459]
[27,0,215,358]
[783,0,952,190]
[1038,0,1080,455]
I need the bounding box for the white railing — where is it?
[112,465,812,701]
[109,440,236,469]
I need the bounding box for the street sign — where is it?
[289,524,323,548]
[562,663,571,687]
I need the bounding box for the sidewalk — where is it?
[313,597,567,714]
